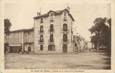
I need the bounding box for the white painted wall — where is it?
[34,10,74,53]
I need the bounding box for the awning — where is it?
[9,44,21,46]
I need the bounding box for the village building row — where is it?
[5,8,87,53]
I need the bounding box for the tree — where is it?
[89,17,111,52]
[4,19,11,35]
[107,18,111,28]
[4,19,12,53]
[107,18,111,51]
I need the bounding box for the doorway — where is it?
[63,44,67,53]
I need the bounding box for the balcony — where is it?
[49,42,54,45]
[39,41,44,44]
[62,30,69,34]
[63,41,69,44]
[39,31,44,34]
[50,19,54,22]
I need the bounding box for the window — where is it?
[50,13,53,16]
[64,12,66,16]
[63,24,68,31]
[40,25,43,33]
[75,43,77,47]
[64,12,67,21]
[50,24,54,32]
[48,45,55,51]
[40,18,43,23]
[50,13,54,22]
[40,35,44,42]
[63,34,67,42]
[64,18,67,21]
[63,44,67,52]
[50,19,54,22]
[50,34,54,42]
[40,45,43,51]
[27,32,30,35]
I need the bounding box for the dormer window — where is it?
[50,12,54,22]
[64,17,67,21]
[64,12,67,21]
[64,12,67,16]
[50,13,53,16]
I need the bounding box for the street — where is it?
[5,51,111,69]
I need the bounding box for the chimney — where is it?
[66,6,70,12]
[37,12,41,16]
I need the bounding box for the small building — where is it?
[73,35,88,52]
[5,28,34,53]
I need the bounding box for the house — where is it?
[5,28,34,53]
[34,8,74,53]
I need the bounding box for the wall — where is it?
[8,31,23,46]
[34,10,74,53]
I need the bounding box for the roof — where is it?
[34,9,74,21]
[10,28,34,33]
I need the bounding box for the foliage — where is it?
[89,17,111,51]
[4,19,11,35]
[4,19,12,53]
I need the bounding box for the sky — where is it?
[4,0,111,41]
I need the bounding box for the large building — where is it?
[5,8,75,53]
[34,8,74,53]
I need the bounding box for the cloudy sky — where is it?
[4,0,111,41]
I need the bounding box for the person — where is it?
[18,47,24,54]
[28,46,31,54]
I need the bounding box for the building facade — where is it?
[5,8,75,53]
[5,28,34,53]
[34,8,74,53]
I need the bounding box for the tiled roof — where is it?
[10,28,34,33]
[34,9,74,21]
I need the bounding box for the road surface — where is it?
[5,51,111,69]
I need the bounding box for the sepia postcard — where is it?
[0,0,115,73]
